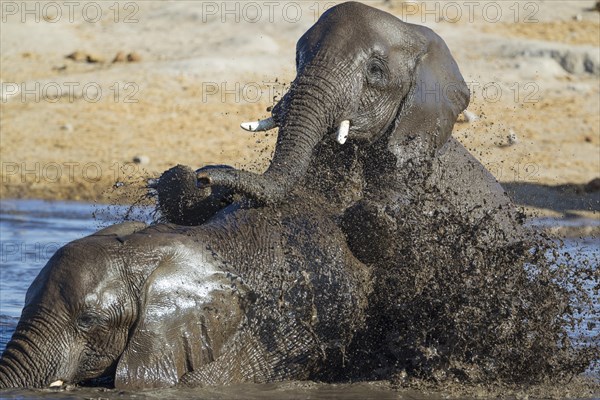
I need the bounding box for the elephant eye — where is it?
[366,59,387,84]
[77,312,99,330]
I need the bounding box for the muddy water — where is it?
[0,199,597,399]
[0,381,446,400]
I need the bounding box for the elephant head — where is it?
[198,2,470,204]
[0,222,246,389]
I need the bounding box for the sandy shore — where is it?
[1,1,598,217]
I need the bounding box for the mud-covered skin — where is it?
[155,165,236,226]
[0,191,370,389]
[2,2,594,392]
[155,2,596,387]
[157,1,522,248]
[194,2,471,206]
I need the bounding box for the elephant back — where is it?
[197,199,371,380]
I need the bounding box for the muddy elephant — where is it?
[0,192,370,389]
[196,1,471,202]
[158,1,533,381]
[0,1,530,390]
[171,0,524,246]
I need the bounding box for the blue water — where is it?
[0,199,598,360]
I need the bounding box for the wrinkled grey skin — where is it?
[0,1,525,391]
[197,2,470,201]
[0,194,370,389]
[176,1,524,248]
[157,0,526,383]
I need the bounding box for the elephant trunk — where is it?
[0,316,71,388]
[262,75,337,199]
[208,67,347,204]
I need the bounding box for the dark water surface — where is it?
[0,199,597,399]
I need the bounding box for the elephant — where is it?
[0,192,371,389]
[155,1,556,383]
[190,2,523,242]
[195,1,471,202]
[149,1,592,385]
[1,1,544,391]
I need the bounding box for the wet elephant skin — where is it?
[0,1,537,390]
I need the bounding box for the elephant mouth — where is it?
[241,115,354,145]
[240,116,389,147]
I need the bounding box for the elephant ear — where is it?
[114,249,246,389]
[389,25,470,160]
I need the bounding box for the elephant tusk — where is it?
[336,120,350,144]
[240,117,277,132]
[49,380,63,387]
